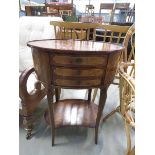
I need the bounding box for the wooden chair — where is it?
[112,3,130,23]
[99,3,114,23]
[100,24,135,154]
[119,62,135,155]
[85,4,95,16]
[114,3,130,9]
[19,67,46,139]
[92,24,131,102]
[126,4,135,23]
[123,23,135,63]
[94,62,135,154]
[96,23,135,63]
[50,21,99,40]
[93,24,135,121]
[59,10,72,17]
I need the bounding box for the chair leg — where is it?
[128,146,135,155]
[124,120,131,155]
[102,106,120,123]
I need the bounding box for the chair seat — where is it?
[44,99,98,128]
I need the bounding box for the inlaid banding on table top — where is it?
[52,55,108,66]
[27,39,124,54]
[44,99,98,128]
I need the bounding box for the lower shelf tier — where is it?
[44,99,98,128]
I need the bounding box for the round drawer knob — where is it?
[75,58,82,63]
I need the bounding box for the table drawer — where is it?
[54,79,101,87]
[52,55,107,66]
[54,68,104,77]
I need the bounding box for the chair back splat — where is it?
[96,24,130,44]
[50,21,100,41]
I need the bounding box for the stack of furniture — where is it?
[24,2,75,17]
[99,3,134,24]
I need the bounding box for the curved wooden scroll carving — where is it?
[19,67,46,139]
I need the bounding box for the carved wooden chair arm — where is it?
[118,62,135,90]
[19,66,46,139]
[19,66,46,108]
